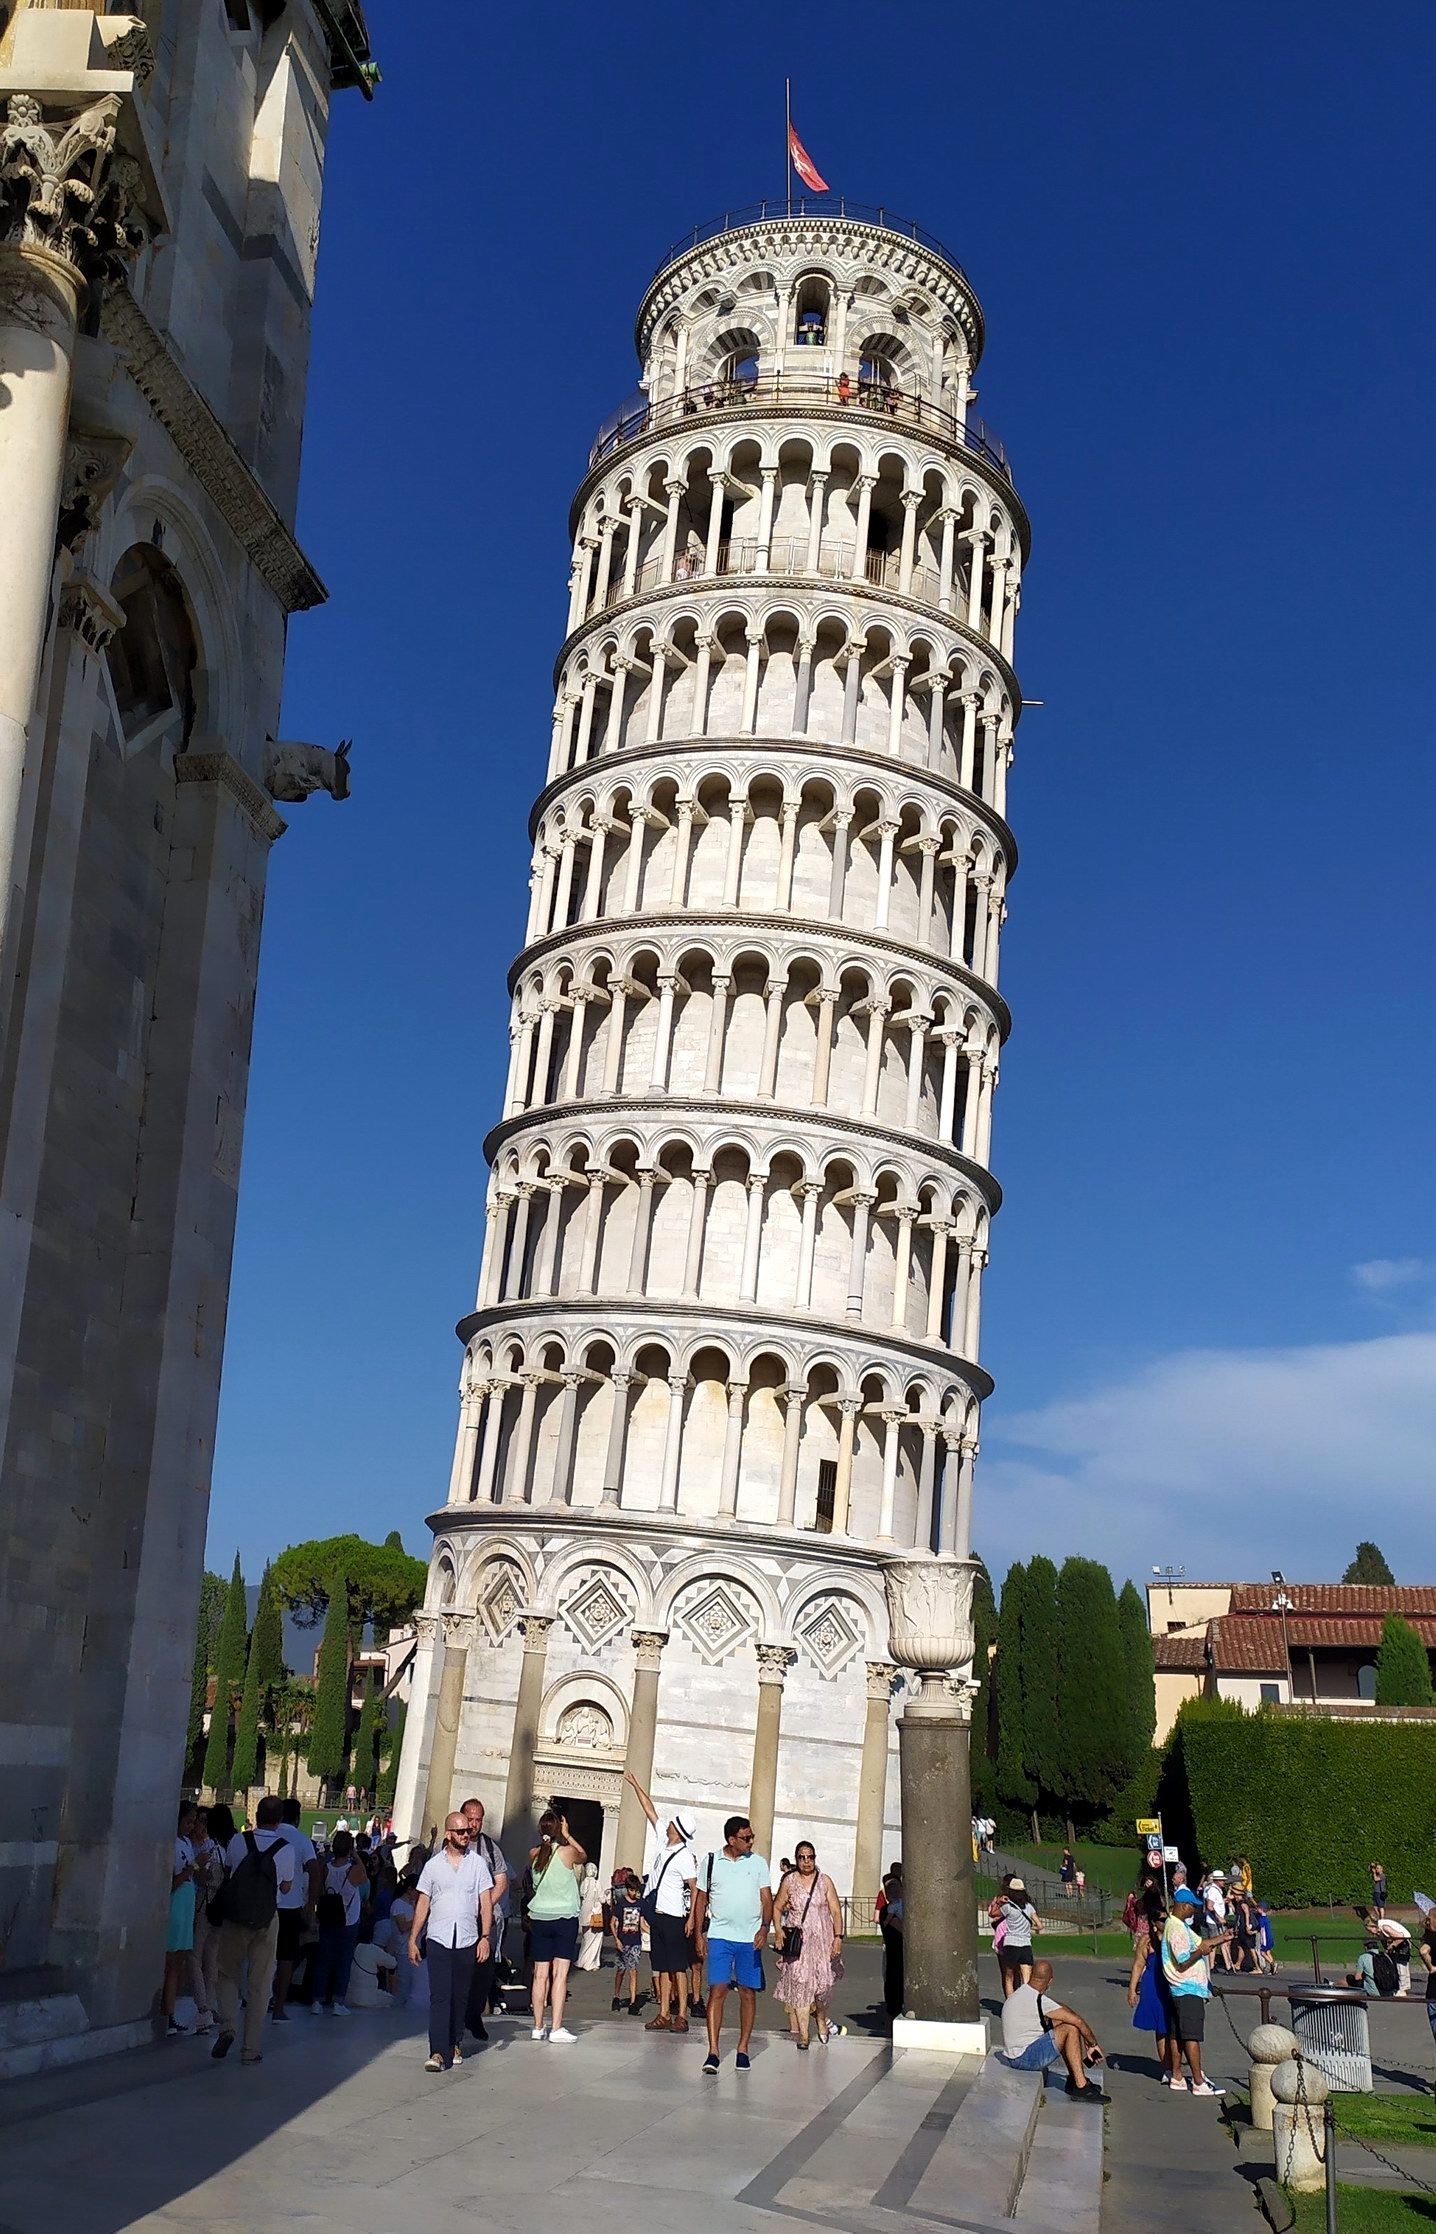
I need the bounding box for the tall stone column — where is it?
[0,78,150,999]
[615,1628,667,1870]
[420,1612,475,1839]
[884,1557,984,2052]
[391,1612,442,1843]
[850,1660,896,1918]
[748,1641,794,1862]
[500,1611,554,1853]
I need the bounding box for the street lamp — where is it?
[1272,1585,1294,1702]
[1152,1563,1185,1615]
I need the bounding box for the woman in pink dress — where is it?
[772,1842,845,2049]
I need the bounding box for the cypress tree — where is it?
[307,1573,352,1792]
[377,1697,406,1810]
[1117,1579,1157,1777]
[1344,1541,1396,1586]
[1374,1612,1435,1706]
[1022,1555,1063,1811]
[202,1554,248,1794]
[353,1669,383,1799]
[230,1565,283,1793]
[185,1569,227,1769]
[969,1557,998,1812]
[1055,1559,1129,1825]
[995,1562,1035,1818]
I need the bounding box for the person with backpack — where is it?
[1349,1934,1402,1998]
[211,1796,293,2065]
[312,1830,368,2014]
[691,1815,774,2075]
[622,1768,698,2033]
[458,1797,511,2041]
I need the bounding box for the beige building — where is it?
[1147,1581,1436,1738]
[396,206,1029,1898]
[0,2,368,2074]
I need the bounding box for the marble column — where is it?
[748,1643,794,1861]
[421,1613,475,1839]
[600,1369,633,1505]
[832,1397,861,1534]
[850,1660,897,1917]
[718,1378,747,1518]
[615,1629,667,1870]
[392,1613,442,1842]
[500,1612,554,1854]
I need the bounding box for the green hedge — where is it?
[1087,1749,1165,1845]
[1159,1713,1436,1906]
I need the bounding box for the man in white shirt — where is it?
[623,1768,699,2032]
[271,1795,323,2022]
[459,1796,510,2041]
[212,1796,293,2067]
[998,1959,1107,2102]
[408,1812,494,2073]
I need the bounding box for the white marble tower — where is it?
[397,204,1027,1900]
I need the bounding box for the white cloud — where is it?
[976,1330,1436,1589]
[1353,1257,1432,1295]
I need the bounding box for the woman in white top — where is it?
[312,1829,368,2013]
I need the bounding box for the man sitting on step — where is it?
[998,1957,1108,2102]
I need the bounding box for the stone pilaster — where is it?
[748,1641,794,1863]
[615,1627,667,1870]
[499,1610,553,1853]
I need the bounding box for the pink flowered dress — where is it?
[775,1873,844,2009]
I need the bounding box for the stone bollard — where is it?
[1271,2054,1328,2193]
[1247,2023,1300,2132]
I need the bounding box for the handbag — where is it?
[780,1874,820,1964]
[639,1845,680,1927]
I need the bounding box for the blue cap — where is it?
[1172,1886,1201,1906]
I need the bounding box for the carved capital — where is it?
[865,1659,898,1701]
[173,752,287,845]
[630,1628,668,1670]
[58,428,132,551]
[442,1611,476,1649]
[413,1611,443,1647]
[520,1610,555,1648]
[56,570,124,657]
[0,93,148,297]
[756,1640,796,1686]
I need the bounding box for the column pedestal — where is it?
[892,1677,984,2053]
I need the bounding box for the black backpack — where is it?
[1371,1947,1400,1996]
[214,1831,278,1930]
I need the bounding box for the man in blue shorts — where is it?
[997,1958,1106,2100]
[692,1815,773,2074]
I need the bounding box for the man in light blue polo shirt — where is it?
[692,1815,773,2074]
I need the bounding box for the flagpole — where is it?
[785,77,792,217]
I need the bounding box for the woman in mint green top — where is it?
[527,1809,586,2040]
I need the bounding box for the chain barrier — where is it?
[1326,2112,1436,2199]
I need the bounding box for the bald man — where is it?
[409,1813,494,2073]
[998,1957,1107,2101]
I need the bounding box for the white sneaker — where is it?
[1189,2080,1224,2097]
[531,2026,548,2041]
[332,2003,351,2016]
[549,2026,577,2044]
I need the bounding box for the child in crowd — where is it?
[607,1869,644,2013]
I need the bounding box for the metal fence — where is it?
[651,200,970,281]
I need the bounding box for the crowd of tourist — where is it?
[165,1796,1436,2086]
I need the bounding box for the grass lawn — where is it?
[1331,2095,1436,2149]
[1291,2187,1436,2229]
[1003,1841,1137,1897]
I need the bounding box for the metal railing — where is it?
[581,534,965,624]
[652,200,970,281]
[589,369,1011,482]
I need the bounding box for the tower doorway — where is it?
[548,1793,605,1876]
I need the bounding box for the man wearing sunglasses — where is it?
[408,1813,494,2072]
[693,1816,773,2074]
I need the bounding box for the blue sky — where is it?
[208,1,1436,1591]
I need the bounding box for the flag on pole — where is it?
[788,120,829,195]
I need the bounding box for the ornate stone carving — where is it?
[100,285,327,614]
[263,735,352,804]
[630,1627,667,1670]
[477,1559,525,1644]
[413,1611,442,1647]
[520,1610,555,1648]
[57,429,132,550]
[0,94,147,293]
[674,1578,758,1666]
[562,1571,631,1652]
[883,1554,976,1684]
[441,1611,475,1649]
[756,1641,796,1686]
[865,1659,899,1701]
[56,571,124,657]
[556,1701,614,1750]
[172,752,287,845]
[99,20,157,85]
[796,1595,863,1679]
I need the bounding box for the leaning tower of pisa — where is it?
[395,204,1027,1901]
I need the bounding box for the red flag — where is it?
[788,122,829,195]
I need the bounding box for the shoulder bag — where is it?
[780,1873,821,1964]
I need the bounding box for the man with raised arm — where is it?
[622,1767,699,2031]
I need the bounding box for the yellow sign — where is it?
[1135,1818,1162,1835]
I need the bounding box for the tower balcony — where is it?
[583,534,960,625]
[590,367,1011,483]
